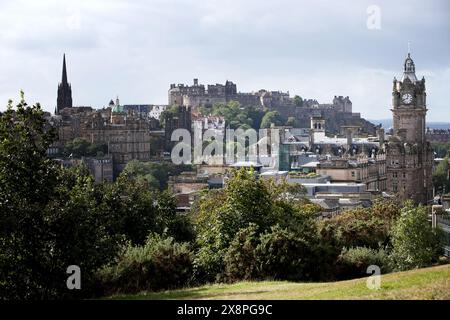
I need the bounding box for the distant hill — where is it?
[370,119,450,130]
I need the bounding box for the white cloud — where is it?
[0,0,448,122]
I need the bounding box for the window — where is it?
[351,171,355,177]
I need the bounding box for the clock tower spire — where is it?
[386,52,433,204]
[392,52,426,143]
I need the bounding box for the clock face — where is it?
[402,93,413,104]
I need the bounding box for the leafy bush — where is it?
[390,202,443,271]
[319,207,391,250]
[224,224,260,282]
[192,169,319,283]
[335,247,391,280]
[255,225,317,281]
[97,235,193,295]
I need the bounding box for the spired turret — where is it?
[402,53,417,82]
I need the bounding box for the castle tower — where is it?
[386,52,433,204]
[56,54,73,114]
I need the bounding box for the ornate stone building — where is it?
[386,53,434,204]
[54,99,152,177]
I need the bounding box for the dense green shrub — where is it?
[255,225,317,281]
[192,169,320,283]
[97,235,193,295]
[319,208,391,251]
[335,247,391,280]
[390,202,443,271]
[99,179,194,246]
[224,224,260,282]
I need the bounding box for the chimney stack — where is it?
[376,127,385,145]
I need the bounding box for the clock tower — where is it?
[391,53,427,143]
[386,52,433,204]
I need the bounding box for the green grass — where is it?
[108,264,450,300]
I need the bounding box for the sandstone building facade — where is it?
[55,99,152,176]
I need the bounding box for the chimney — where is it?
[341,126,359,152]
[194,78,198,86]
[376,127,385,145]
[346,128,353,149]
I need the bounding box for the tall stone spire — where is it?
[56,53,73,114]
[62,53,68,84]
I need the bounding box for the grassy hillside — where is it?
[109,264,450,300]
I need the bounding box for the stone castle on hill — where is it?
[168,79,376,135]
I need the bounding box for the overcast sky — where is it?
[0,0,449,120]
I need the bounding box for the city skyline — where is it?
[0,0,449,121]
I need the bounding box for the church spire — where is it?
[56,53,73,114]
[62,53,68,84]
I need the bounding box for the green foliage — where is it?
[223,224,260,282]
[0,95,119,299]
[192,169,319,282]
[285,116,298,127]
[390,202,443,271]
[335,247,391,280]
[431,141,450,158]
[255,225,317,281]
[319,205,396,252]
[204,101,265,130]
[260,111,283,128]
[293,95,303,107]
[63,137,108,158]
[0,95,194,299]
[121,160,193,190]
[100,177,194,245]
[432,157,450,194]
[97,235,193,295]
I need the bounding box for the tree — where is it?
[390,201,443,271]
[260,111,283,128]
[63,137,108,158]
[0,94,119,299]
[431,141,450,158]
[432,157,449,195]
[286,116,297,127]
[256,225,316,281]
[293,95,303,107]
[121,160,193,190]
[192,168,319,282]
[318,207,391,250]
